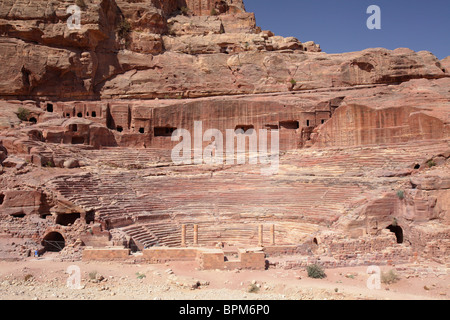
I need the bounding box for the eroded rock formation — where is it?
[0,0,449,267]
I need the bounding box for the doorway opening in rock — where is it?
[154,127,176,137]
[11,213,26,218]
[85,210,95,224]
[235,125,254,133]
[69,124,78,132]
[42,232,65,252]
[129,238,140,253]
[387,225,403,244]
[29,117,37,124]
[0,194,4,205]
[265,124,279,130]
[40,213,51,220]
[47,103,53,113]
[56,213,80,226]
[71,136,85,145]
[280,121,299,130]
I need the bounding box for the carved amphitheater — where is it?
[0,0,449,271]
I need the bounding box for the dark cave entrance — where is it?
[56,213,80,226]
[71,136,85,145]
[387,224,404,244]
[280,121,300,130]
[42,232,65,252]
[154,127,176,137]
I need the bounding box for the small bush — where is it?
[117,19,132,40]
[180,6,189,15]
[126,163,145,170]
[381,269,400,285]
[88,271,98,280]
[210,8,219,16]
[306,264,326,279]
[136,272,146,279]
[75,0,87,9]
[427,160,436,168]
[247,283,260,293]
[44,161,55,168]
[17,107,30,121]
[24,274,34,282]
[396,190,404,200]
[290,78,297,86]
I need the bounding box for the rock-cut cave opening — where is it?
[387,224,404,244]
[42,232,65,252]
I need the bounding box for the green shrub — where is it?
[210,8,219,16]
[396,190,404,200]
[306,264,326,279]
[17,107,30,121]
[44,161,55,168]
[381,269,400,284]
[427,160,436,168]
[290,78,297,86]
[180,6,189,15]
[117,19,132,40]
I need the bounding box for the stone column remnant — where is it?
[270,224,275,245]
[258,224,263,247]
[194,224,199,246]
[181,224,187,247]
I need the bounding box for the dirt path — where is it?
[0,257,448,300]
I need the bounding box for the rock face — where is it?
[0,1,446,101]
[440,56,450,73]
[0,1,449,266]
[0,190,47,217]
[311,78,450,148]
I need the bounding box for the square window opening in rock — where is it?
[154,127,176,137]
[280,121,299,130]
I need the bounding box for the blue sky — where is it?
[244,0,449,60]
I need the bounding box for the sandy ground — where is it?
[0,253,448,301]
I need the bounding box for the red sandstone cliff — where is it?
[1,0,446,101]
[0,1,448,265]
